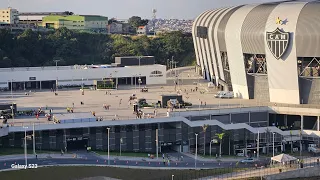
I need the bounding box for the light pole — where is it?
[210,139,215,157]
[10,79,14,122]
[138,74,141,90]
[120,137,123,156]
[53,59,60,92]
[272,132,275,157]
[23,126,28,167]
[257,131,260,159]
[107,127,110,165]
[195,133,198,169]
[81,78,84,90]
[171,174,174,180]
[33,123,35,155]
[156,129,159,159]
[114,71,118,90]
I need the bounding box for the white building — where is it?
[0,64,166,90]
[0,7,19,24]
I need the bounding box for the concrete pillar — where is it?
[133,125,139,152]
[229,113,232,124]
[40,81,42,90]
[131,77,133,86]
[284,115,288,128]
[301,115,304,131]
[248,112,251,125]
[23,82,26,91]
[110,126,116,151]
[145,124,152,152]
[317,116,320,131]
[120,125,127,151]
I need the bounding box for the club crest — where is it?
[266,28,290,59]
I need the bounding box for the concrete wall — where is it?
[265,166,320,180]
[299,78,320,105]
[0,65,166,87]
[250,74,270,102]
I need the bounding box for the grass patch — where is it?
[0,166,238,180]
[0,148,65,156]
[94,151,150,158]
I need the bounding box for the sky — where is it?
[1,0,281,20]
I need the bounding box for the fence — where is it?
[157,156,320,180]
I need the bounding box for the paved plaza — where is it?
[0,67,293,126]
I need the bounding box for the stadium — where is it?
[0,1,320,158]
[192,0,320,105]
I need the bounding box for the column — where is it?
[23,82,26,91]
[49,130,57,150]
[110,126,116,151]
[176,122,182,152]
[131,77,133,86]
[229,113,232,124]
[40,81,42,90]
[317,116,320,131]
[96,127,103,150]
[158,123,164,153]
[248,112,251,125]
[63,129,67,150]
[133,125,139,152]
[284,115,288,128]
[145,124,152,152]
[120,125,127,151]
[301,115,304,131]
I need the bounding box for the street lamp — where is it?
[210,139,217,157]
[195,133,198,169]
[53,59,60,92]
[138,74,142,90]
[107,127,110,165]
[273,132,275,157]
[171,174,174,180]
[156,129,159,159]
[120,137,123,156]
[23,126,28,167]
[10,79,14,123]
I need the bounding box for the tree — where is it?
[216,132,225,157]
[128,16,149,28]
[202,124,209,156]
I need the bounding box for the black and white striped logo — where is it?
[266,28,290,59]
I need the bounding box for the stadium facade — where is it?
[192,0,320,105]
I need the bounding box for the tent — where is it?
[271,153,297,163]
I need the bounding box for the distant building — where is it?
[42,15,108,30]
[108,22,123,34]
[137,26,148,35]
[0,7,19,24]
[19,12,69,27]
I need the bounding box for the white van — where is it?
[214,91,234,99]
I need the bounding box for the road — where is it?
[0,152,261,171]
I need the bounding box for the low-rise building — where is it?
[42,15,108,30]
[137,26,148,35]
[0,7,19,24]
[108,22,123,34]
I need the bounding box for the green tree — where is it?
[216,132,225,157]
[128,16,149,28]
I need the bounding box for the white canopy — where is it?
[271,153,297,163]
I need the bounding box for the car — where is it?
[240,158,255,163]
[214,91,234,98]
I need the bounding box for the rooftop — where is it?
[42,15,108,22]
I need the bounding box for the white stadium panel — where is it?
[192,11,210,67]
[213,7,237,82]
[204,8,224,82]
[207,8,225,84]
[265,1,306,104]
[197,11,214,80]
[195,11,212,78]
[225,4,258,99]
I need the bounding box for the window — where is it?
[196,26,208,39]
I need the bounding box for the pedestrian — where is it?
[204,102,206,107]
[201,101,203,106]
[163,159,166,165]
[167,159,170,166]
[35,154,38,160]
